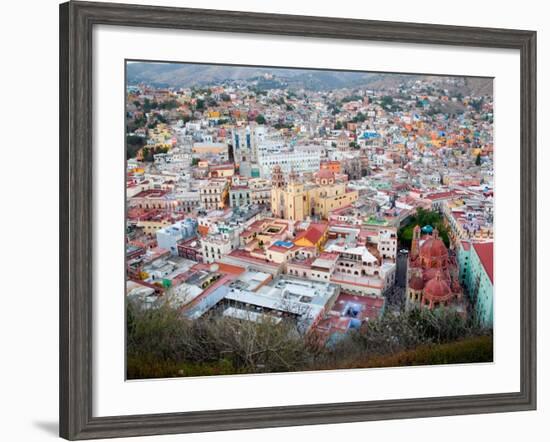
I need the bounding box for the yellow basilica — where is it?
[270,166,358,222]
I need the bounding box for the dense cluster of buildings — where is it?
[125,69,494,345]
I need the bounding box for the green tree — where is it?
[380,95,394,108]
[140,147,158,162]
[126,135,145,159]
[126,300,311,379]
[143,98,158,113]
[470,98,483,112]
[341,94,362,103]
[353,112,366,122]
[178,114,191,124]
[274,122,293,130]
[398,208,451,248]
[126,298,491,379]
[255,114,266,125]
[133,115,146,129]
[159,99,179,110]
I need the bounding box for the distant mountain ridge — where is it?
[126,62,492,96]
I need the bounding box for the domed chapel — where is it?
[406,225,463,309]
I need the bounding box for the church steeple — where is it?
[411,224,421,258]
[288,167,299,184]
[271,165,285,188]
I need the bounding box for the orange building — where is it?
[320,160,341,174]
[294,223,329,250]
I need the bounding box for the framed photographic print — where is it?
[59,1,537,440]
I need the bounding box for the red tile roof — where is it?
[268,244,299,253]
[318,252,340,261]
[131,189,169,198]
[425,191,455,200]
[295,223,327,245]
[217,262,246,276]
[473,242,494,284]
[228,249,279,267]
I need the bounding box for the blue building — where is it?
[457,241,494,327]
[156,218,198,255]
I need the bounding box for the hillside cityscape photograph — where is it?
[125,61,494,379]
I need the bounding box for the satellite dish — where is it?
[210,264,219,272]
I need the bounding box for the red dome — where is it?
[420,237,448,260]
[423,267,438,281]
[409,275,424,290]
[423,267,451,282]
[424,273,452,299]
[317,169,335,180]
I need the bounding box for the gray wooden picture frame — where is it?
[59,1,537,439]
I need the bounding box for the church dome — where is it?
[423,267,442,281]
[317,169,335,180]
[409,275,424,291]
[316,168,335,185]
[420,237,448,261]
[424,271,452,299]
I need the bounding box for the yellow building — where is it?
[137,218,175,235]
[209,164,235,178]
[294,223,329,250]
[147,123,173,149]
[271,169,358,222]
